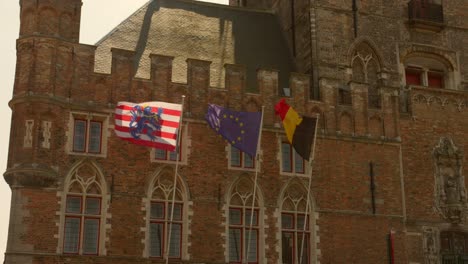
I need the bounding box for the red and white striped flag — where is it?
[114,101,182,150]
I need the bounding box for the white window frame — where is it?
[67,112,108,157]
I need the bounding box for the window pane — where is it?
[298,233,309,264]
[83,218,99,254]
[63,217,80,253]
[168,224,181,257]
[229,228,242,262]
[297,214,309,231]
[245,229,257,262]
[66,196,81,214]
[169,150,177,161]
[282,214,294,229]
[85,197,101,215]
[231,147,241,167]
[150,223,164,257]
[294,151,304,173]
[151,203,165,219]
[229,208,242,225]
[155,149,167,160]
[282,143,292,172]
[405,69,422,86]
[244,153,254,168]
[168,203,182,221]
[245,209,258,226]
[88,121,102,153]
[73,120,86,152]
[282,232,294,264]
[428,72,444,88]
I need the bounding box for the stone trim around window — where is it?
[66,111,109,158]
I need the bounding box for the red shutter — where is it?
[405,69,422,86]
[428,71,444,88]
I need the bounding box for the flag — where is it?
[205,104,262,157]
[274,99,317,161]
[114,101,182,150]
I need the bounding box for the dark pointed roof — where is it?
[94,0,295,90]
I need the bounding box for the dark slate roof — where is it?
[94,0,295,91]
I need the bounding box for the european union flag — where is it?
[205,104,262,157]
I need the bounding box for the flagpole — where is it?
[245,106,264,264]
[299,114,320,264]
[165,95,185,264]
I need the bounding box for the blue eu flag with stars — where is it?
[205,104,262,157]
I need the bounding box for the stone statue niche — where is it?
[434,137,466,223]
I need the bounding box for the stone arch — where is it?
[348,37,385,69]
[349,40,383,90]
[144,165,191,259]
[225,173,265,263]
[58,159,110,255]
[277,178,318,264]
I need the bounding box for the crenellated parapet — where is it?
[11,44,407,141]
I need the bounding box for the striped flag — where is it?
[274,99,317,161]
[114,101,182,150]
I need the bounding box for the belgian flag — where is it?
[274,99,317,161]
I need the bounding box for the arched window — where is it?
[146,169,188,259]
[227,177,263,263]
[350,41,382,108]
[60,162,107,255]
[280,181,315,264]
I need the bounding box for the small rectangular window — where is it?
[230,146,255,170]
[281,142,305,174]
[71,115,104,155]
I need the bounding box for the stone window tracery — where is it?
[60,162,107,255]
[227,177,263,263]
[146,171,188,259]
[280,182,314,264]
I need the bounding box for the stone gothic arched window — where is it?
[279,181,315,264]
[226,176,263,263]
[146,169,189,259]
[59,161,108,255]
[350,41,382,108]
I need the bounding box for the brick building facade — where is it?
[3,0,468,263]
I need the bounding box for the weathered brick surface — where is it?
[4,0,468,263]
